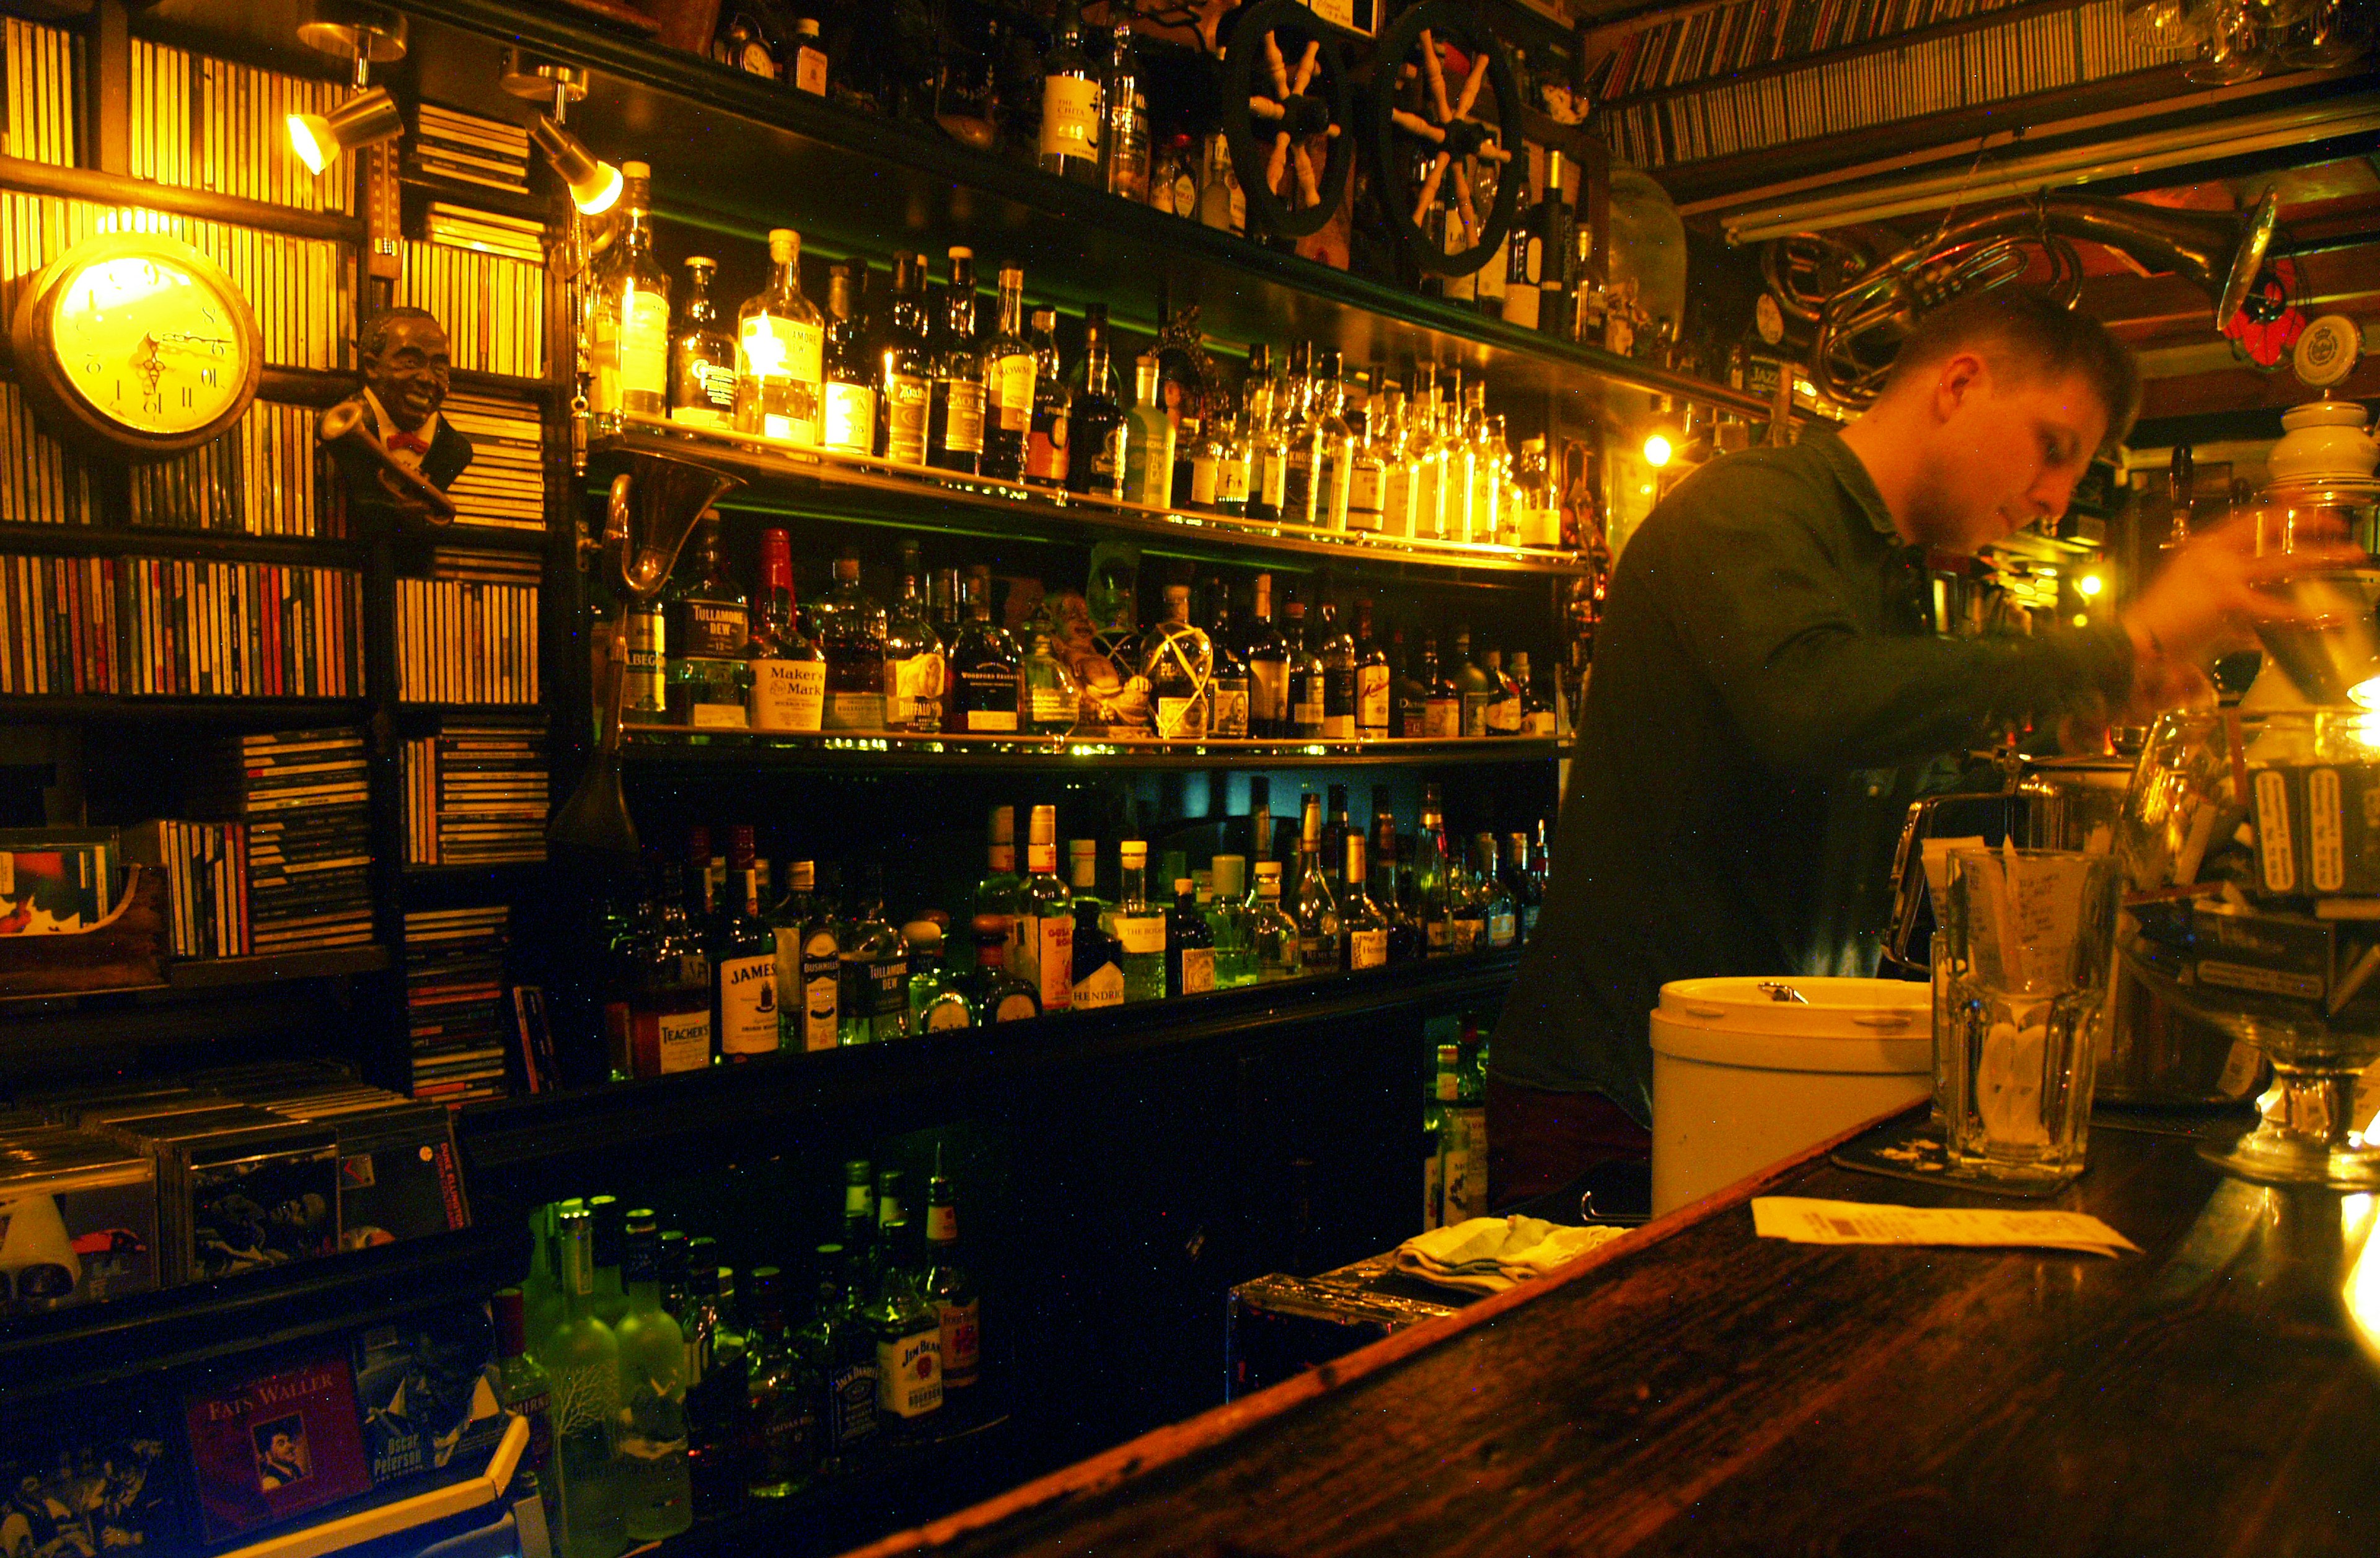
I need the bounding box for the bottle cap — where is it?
[622,160,650,177]
[795,17,820,35]
[1255,859,1282,878]
[787,860,815,890]
[948,244,974,260]
[902,917,944,950]
[685,254,715,271]
[1030,804,1058,844]
[1174,878,1194,895]
[1120,840,1148,865]
[1000,265,1024,286]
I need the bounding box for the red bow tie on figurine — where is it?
[386,429,431,455]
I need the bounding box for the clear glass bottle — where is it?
[1100,0,1150,201]
[589,161,669,433]
[1415,783,1452,955]
[1448,376,1483,542]
[1165,876,1215,996]
[1343,373,1389,536]
[1284,592,1326,740]
[974,913,1047,1022]
[1140,576,1213,740]
[1476,834,1517,950]
[820,262,877,454]
[1021,614,1081,735]
[734,228,824,446]
[877,250,934,464]
[664,516,751,728]
[1310,349,1357,532]
[629,861,712,1076]
[669,256,737,429]
[614,1213,693,1541]
[741,1266,818,1500]
[1109,840,1167,1002]
[836,867,909,1043]
[948,566,1023,733]
[883,541,945,734]
[928,246,985,474]
[976,806,1020,923]
[1404,362,1442,541]
[915,921,980,1032]
[1446,842,1484,954]
[1371,379,1414,539]
[1212,412,1251,516]
[1505,830,1543,945]
[1123,352,1174,508]
[818,552,887,732]
[1024,306,1072,490]
[1341,833,1388,971]
[539,1206,625,1558]
[1241,343,1284,523]
[1484,646,1523,736]
[1013,804,1075,1013]
[1206,854,1256,987]
[1293,794,1341,972]
[1277,342,1318,526]
[981,264,1036,482]
[746,528,826,734]
[1373,808,1421,963]
[1420,634,1461,738]
[1037,0,1103,185]
[770,859,840,1053]
[491,1289,553,1513]
[902,912,953,1025]
[1243,572,1289,739]
[714,832,780,1060]
[1317,600,1357,741]
[1205,576,1250,738]
[1065,303,1127,499]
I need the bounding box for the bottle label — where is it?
[1489,912,1517,949]
[1503,281,1541,330]
[926,1205,957,1244]
[1294,685,1326,732]
[966,707,1020,733]
[1178,946,1215,994]
[1424,697,1461,740]
[829,1361,878,1450]
[1113,914,1165,956]
[1525,710,1556,737]
[1347,465,1386,529]
[750,657,826,732]
[877,1329,943,1418]
[624,290,669,398]
[1451,919,1481,954]
[1491,696,1522,735]
[938,1300,980,1383]
[1349,927,1388,970]
[1298,932,1332,968]
[993,993,1039,1022]
[1461,693,1495,738]
[886,374,931,464]
[795,43,829,94]
[1357,666,1391,734]
[1521,904,1541,939]
[718,952,778,1054]
[1250,662,1288,727]
[1210,681,1249,738]
[744,316,826,443]
[1029,683,1077,726]
[1034,918,1073,1009]
[646,1007,711,1073]
[922,996,972,1031]
[823,381,877,453]
[1426,918,1450,952]
[682,601,747,660]
[672,349,736,427]
[626,608,668,714]
[1218,454,1250,504]
[1323,710,1355,740]
[1283,448,1313,520]
[1257,451,1288,511]
[824,690,886,730]
[1154,694,1207,741]
[1073,960,1124,1008]
[1027,413,1070,482]
[992,353,1036,433]
[772,927,837,1050]
[1126,418,1173,508]
[938,379,986,454]
[888,651,947,728]
[1382,468,1411,536]
[870,956,909,1025]
[1039,74,1103,160]
[1190,455,1220,506]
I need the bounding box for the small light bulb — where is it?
[2072,613,2090,629]
[2078,573,2104,597]
[1643,432,1673,467]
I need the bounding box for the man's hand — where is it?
[2121,505,2368,674]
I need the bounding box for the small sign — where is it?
[2294,313,2363,389]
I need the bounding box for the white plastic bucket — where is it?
[1649,976,1933,1216]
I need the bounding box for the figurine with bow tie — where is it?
[324,306,474,526]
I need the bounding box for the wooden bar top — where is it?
[853,1110,2380,1558]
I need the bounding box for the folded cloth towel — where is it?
[1392,1216,1630,1296]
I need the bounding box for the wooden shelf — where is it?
[0,947,387,1013]
[0,695,368,727]
[0,522,364,568]
[624,727,1572,772]
[596,423,1592,581]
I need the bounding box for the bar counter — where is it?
[852,1109,2380,1558]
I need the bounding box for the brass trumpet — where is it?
[318,398,461,523]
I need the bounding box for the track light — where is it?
[529,115,624,216]
[288,87,404,175]
[1642,431,1675,467]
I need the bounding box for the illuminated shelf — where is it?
[622,726,1573,771]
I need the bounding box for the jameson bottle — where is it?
[746,528,825,733]
[981,265,1036,481]
[615,1213,693,1540]
[540,1207,625,1558]
[878,250,934,464]
[735,228,826,446]
[588,161,668,432]
[715,829,779,1059]
[669,257,736,428]
[922,1160,980,1390]
[820,263,878,454]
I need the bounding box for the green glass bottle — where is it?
[1207,854,1257,989]
[538,1206,625,1558]
[492,1289,553,1520]
[614,1211,693,1540]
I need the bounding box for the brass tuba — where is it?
[1785,188,2279,407]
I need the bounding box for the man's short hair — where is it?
[358,306,446,361]
[1885,286,2140,449]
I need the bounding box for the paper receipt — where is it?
[1752,1197,2141,1256]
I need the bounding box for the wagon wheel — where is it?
[1368,0,1522,276]
[1220,0,1355,241]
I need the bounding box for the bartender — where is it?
[1488,287,2357,1208]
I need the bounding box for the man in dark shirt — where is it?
[1488,288,2351,1206]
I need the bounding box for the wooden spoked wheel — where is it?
[1220,0,1355,241]
[1368,0,1522,276]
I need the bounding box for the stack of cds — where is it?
[404,906,512,1105]
[437,391,546,533]
[410,102,529,195]
[188,728,373,953]
[402,717,547,865]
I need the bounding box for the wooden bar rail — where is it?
[851,1107,2380,1558]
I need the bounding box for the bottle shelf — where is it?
[392,0,1773,418]
[621,726,1572,772]
[594,422,1591,581]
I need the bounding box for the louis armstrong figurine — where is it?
[325,306,474,526]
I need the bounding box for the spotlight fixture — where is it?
[287,0,408,175]
[529,115,624,216]
[1642,431,1675,468]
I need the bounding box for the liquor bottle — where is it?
[541,1208,626,1558]
[1310,350,1356,531]
[1123,352,1174,508]
[1205,854,1256,987]
[981,265,1036,481]
[1058,841,1116,1010]
[1513,651,1553,735]
[587,1197,630,1330]
[1161,875,1216,996]
[493,1290,555,1516]
[1406,363,1443,541]
[928,247,986,473]
[878,250,934,464]
[1098,0,1151,198]
[1066,304,1127,498]
[1414,634,1460,738]
[1482,647,1522,735]
[816,553,888,732]
[1513,438,1558,548]
[1372,810,1421,962]
[1248,859,1300,980]
[1416,784,1451,955]
[734,228,825,446]
[963,911,1042,1022]
[1290,795,1341,973]
[669,257,737,428]
[1013,805,1075,1013]
[1340,600,1391,740]
[630,861,713,1076]
[977,806,1020,922]
[869,1212,944,1433]
[1446,843,1484,954]
[1541,154,1579,340]
[742,1267,816,1499]
[884,542,946,734]
[1504,831,1542,945]
[684,1256,754,1517]
[589,162,669,432]
[805,1247,878,1471]
[1277,342,1318,525]
[1476,834,1517,950]
[922,1161,979,1391]
[1038,0,1102,184]
[1484,415,1515,546]
[1108,841,1167,1002]
[1205,577,1251,738]
[1339,833,1390,972]
[1211,413,1251,516]
[661,516,749,727]
[1284,593,1326,740]
[1342,380,1389,536]
[1501,174,1541,332]
[1452,627,1496,737]
[840,1162,876,1283]
[744,529,826,733]
[1450,1034,1488,1219]
[1371,379,1414,538]
[1025,306,1072,490]
[1444,378,1479,542]
[949,567,1023,733]
[715,831,779,1060]
[837,867,909,1043]
[1021,616,1081,734]
[819,263,878,454]
[1320,782,1352,893]
[1140,575,1213,740]
[1432,1043,1470,1224]
[1247,777,1276,869]
[624,585,669,723]
[790,15,829,92]
[614,1213,693,1540]
[1243,572,1289,739]
[1243,343,1285,523]
[1317,601,1357,741]
[1388,625,1425,738]
[769,861,839,1053]
[903,911,953,1025]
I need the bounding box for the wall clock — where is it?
[7,230,263,461]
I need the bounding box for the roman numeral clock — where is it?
[7,231,263,459]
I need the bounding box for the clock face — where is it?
[49,252,250,436]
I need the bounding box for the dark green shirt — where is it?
[1491,429,2135,1124]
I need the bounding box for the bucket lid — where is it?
[1650,976,1931,1074]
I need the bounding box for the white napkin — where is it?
[1393,1216,1631,1295]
